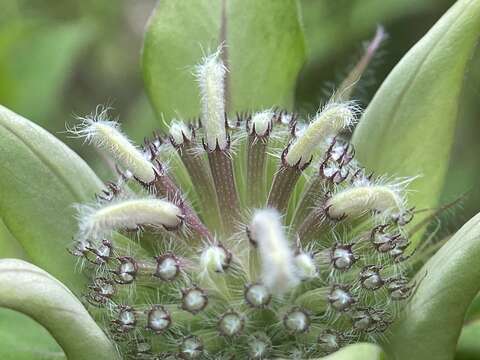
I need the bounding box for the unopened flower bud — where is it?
[285,103,355,167]
[283,308,310,333]
[248,110,274,137]
[326,185,404,220]
[196,51,228,151]
[249,209,299,294]
[294,252,318,280]
[154,254,180,281]
[244,283,271,308]
[179,336,203,359]
[169,121,193,147]
[218,310,245,336]
[146,305,171,334]
[78,198,183,239]
[72,113,156,183]
[200,244,232,273]
[181,286,208,314]
[328,285,356,311]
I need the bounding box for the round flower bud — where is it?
[328,285,356,312]
[88,277,116,305]
[318,330,341,353]
[248,333,271,359]
[388,277,412,300]
[88,239,113,265]
[154,254,180,281]
[114,257,138,284]
[218,311,245,337]
[359,265,384,291]
[181,286,208,314]
[294,252,318,280]
[200,244,232,273]
[179,336,203,359]
[330,243,358,271]
[70,239,91,257]
[244,283,271,308]
[146,305,171,334]
[283,308,310,334]
[113,305,136,333]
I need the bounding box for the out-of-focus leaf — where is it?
[0,20,93,128]
[0,105,103,292]
[0,259,117,360]
[456,320,480,360]
[142,0,305,127]
[0,218,27,259]
[302,0,437,64]
[440,44,480,229]
[352,0,480,245]
[384,211,480,360]
[0,308,65,360]
[319,343,384,360]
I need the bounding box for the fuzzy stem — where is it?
[267,165,302,214]
[154,172,213,240]
[297,208,327,243]
[336,26,386,101]
[292,176,324,228]
[207,147,240,233]
[177,141,221,231]
[247,135,268,207]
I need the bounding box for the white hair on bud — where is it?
[326,185,405,219]
[294,253,318,280]
[285,102,357,167]
[249,209,299,294]
[195,49,228,151]
[249,110,274,136]
[77,198,183,240]
[200,245,229,273]
[169,120,193,146]
[70,107,156,183]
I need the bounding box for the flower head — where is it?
[70,51,414,359]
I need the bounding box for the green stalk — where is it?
[292,176,323,228]
[153,166,212,240]
[297,208,327,243]
[176,140,221,231]
[207,144,240,234]
[247,134,269,208]
[267,164,302,214]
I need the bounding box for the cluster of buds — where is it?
[69,51,414,359]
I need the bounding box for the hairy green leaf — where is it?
[142,0,305,126]
[384,211,480,360]
[0,105,103,292]
[0,259,117,360]
[0,308,65,360]
[352,0,480,244]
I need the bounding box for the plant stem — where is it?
[247,134,268,208]
[153,169,213,240]
[292,176,324,228]
[207,146,240,234]
[297,208,326,243]
[267,165,301,214]
[177,141,221,231]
